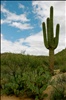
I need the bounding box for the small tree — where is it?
[42,6,60,74]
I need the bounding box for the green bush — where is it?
[1,50,66,99]
[22,66,51,100]
[1,73,25,96]
[51,87,66,100]
[50,75,66,100]
[1,65,51,99]
[60,66,66,72]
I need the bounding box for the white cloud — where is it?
[32,1,66,30]
[1,1,66,55]
[32,1,66,52]
[9,22,33,30]
[24,31,49,55]
[25,31,65,55]
[1,19,11,24]
[1,5,29,22]
[1,4,33,30]
[32,1,66,21]
[1,30,65,55]
[1,32,49,55]
[65,1,66,47]
[18,3,25,9]
[1,34,28,53]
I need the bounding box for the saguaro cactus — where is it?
[42,6,60,74]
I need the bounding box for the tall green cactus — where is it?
[42,6,60,74]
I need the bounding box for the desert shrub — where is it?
[22,66,51,100]
[59,66,66,72]
[1,70,25,96]
[51,87,66,100]
[1,65,51,99]
[1,53,51,99]
[50,75,66,100]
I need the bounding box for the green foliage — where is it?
[50,74,66,100]
[1,53,51,99]
[60,66,66,72]
[1,65,51,99]
[22,67,50,100]
[55,48,66,72]
[51,88,66,100]
[1,48,66,99]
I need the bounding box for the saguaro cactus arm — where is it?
[42,6,60,74]
[42,6,60,50]
[47,18,50,45]
[54,24,60,49]
[42,22,49,49]
[50,6,54,39]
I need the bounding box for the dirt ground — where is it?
[1,95,33,100]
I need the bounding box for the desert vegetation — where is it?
[1,6,66,100]
[1,53,51,100]
[1,48,66,100]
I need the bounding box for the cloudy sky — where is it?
[1,1,66,55]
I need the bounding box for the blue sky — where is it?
[1,1,66,55]
[1,1,41,41]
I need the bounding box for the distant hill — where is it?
[55,48,66,56]
[55,48,66,70]
[1,48,66,70]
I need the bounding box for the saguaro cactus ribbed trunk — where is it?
[42,6,60,74]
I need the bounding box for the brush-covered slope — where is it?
[55,48,66,71]
[1,49,66,99]
[1,48,66,70]
[1,53,49,69]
